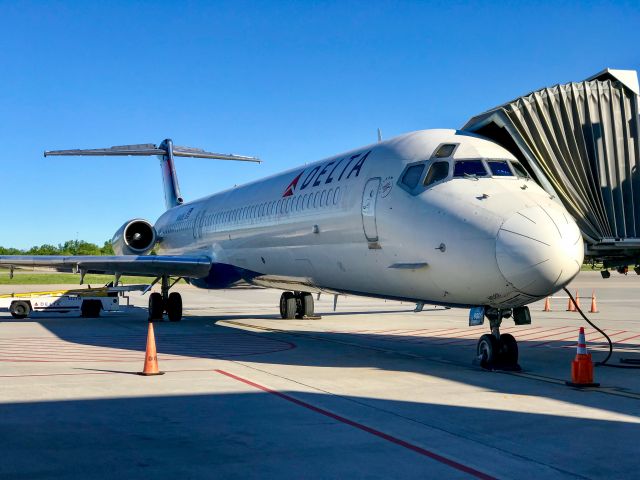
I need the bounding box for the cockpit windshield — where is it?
[424,161,450,186]
[510,162,530,178]
[453,160,488,178]
[487,160,513,176]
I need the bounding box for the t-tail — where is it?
[44,140,261,210]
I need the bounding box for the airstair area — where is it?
[463,68,640,268]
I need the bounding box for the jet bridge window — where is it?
[453,160,488,178]
[487,160,513,177]
[400,164,425,189]
[424,161,450,186]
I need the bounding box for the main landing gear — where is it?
[476,308,522,371]
[279,291,315,319]
[148,275,183,322]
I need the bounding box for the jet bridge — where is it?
[463,68,640,270]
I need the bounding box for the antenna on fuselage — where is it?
[377,128,382,143]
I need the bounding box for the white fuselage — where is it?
[153,129,584,309]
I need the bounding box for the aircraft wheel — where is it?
[498,333,519,369]
[296,292,314,318]
[167,292,183,322]
[280,292,296,319]
[10,301,31,319]
[148,292,164,321]
[477,334,499,370]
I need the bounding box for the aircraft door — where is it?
[361,177,381,242]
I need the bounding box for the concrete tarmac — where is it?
[1,271,639,479]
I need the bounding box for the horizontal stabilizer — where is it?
[44,143,261,162]
[44,144,165,156]
[43,137,260,210]
[173,146,260,162]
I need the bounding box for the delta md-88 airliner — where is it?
[0,129,583,369]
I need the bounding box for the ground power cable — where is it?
[563,287,640,369]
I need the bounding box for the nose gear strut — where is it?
[475,308,521,371]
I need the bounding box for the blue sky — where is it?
[1,0,638,249]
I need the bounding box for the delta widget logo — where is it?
[282,172,303,197]
[281,150,372,197]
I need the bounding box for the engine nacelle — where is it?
[111,219,157,256]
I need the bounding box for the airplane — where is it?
[0,129,584,369]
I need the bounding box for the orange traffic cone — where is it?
[574,290,581,310]
[566,294,576,312]
[589,290,599,313]
[566,327,599,387]
[139,322,164,376]
[543,297,552,312]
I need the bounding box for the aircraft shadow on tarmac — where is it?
[4,311,640,421]
[1,389,639,479]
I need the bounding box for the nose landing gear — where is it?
[476,308,521,371]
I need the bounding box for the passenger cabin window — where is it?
[511,162,530,178]
[401,164,425,189]
[488,160,513,177]
[453,160,488,178]
[424,161,450,186]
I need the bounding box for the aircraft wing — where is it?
[0,255,212,278]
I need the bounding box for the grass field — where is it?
[0,270,156,285]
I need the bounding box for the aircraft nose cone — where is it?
[496,205,584,297]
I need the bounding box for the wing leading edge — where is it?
[0,255,212,277]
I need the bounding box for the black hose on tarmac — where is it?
[563,287,640,369]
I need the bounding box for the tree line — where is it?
[0,240,114,256]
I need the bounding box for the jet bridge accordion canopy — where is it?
[463,69,640,263]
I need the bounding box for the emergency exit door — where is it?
[361,177,381,242]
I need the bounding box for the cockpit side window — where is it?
[400,164,425,189]
[510,161,530,178]
[487,160,513,177]
[424,161,450,187]
[453,160,488,178]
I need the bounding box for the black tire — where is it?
[148,292,164,321]
[81,300,101,318]
[10,301,31,319]
[166,292,183,322]
[279,292,296,319]
[498,333,519,367]
[296,292,314,318]
[477,334,499,370]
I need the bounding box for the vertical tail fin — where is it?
[44,140,261,210]
[158,139,183,209]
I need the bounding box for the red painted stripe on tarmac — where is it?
[512,326,575,339]
[530,329,615,348]
[613,332,640,344]
[507,326,576,343]
[398,326,470,336]
[215,369,496,480]
[397,328,475,344]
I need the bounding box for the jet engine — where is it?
[111,219,157,255]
